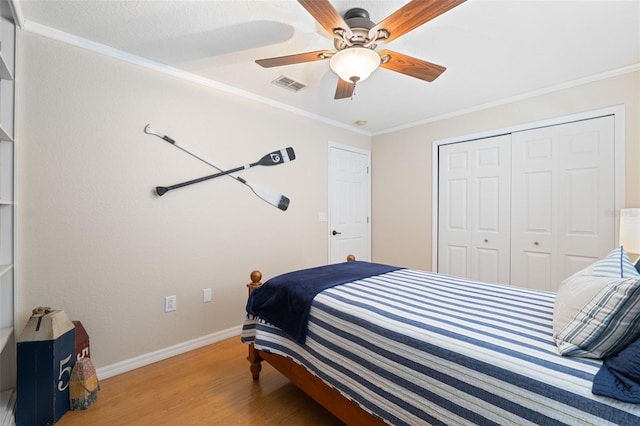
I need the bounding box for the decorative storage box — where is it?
[17,308,76,426]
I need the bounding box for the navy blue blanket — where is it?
[246,261,402,344]
[592,337,640,403]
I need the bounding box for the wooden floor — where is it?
[57,337,344,425]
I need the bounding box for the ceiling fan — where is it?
[256,0,466,99]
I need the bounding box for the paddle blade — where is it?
[248,182,291,211]
[156,186,169,196]
[258,147,296,166]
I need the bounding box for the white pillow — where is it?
[553,247,640,358]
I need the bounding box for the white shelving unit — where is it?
[0,7,15,425]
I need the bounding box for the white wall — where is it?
[16,32,369,368]
[371,71,640,270]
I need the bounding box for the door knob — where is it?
[332,230,342,236]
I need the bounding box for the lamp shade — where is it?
[329,47,380,83]
[619,208,640,254]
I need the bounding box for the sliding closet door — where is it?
[510,116,615,291]
[438,135,511,284]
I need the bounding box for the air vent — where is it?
[272,75,307,92]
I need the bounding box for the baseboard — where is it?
[96,325,241,380]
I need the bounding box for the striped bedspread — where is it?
[242,268,640,425]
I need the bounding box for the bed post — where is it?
[247,270,263,380]
[246,256,355,381]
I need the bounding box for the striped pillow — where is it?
[553,247,640,358]
[592,246,639,278]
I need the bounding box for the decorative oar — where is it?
[144,125,292,210]
[155,147,295,197]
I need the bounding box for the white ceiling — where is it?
[15,0,640,133]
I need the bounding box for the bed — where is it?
[241,255,640,425]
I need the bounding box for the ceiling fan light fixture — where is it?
[329,47,380,83]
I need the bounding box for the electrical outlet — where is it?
[203,288,212,303]
[165,295,176,312]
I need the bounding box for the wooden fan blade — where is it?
[379,50,446,82]
[334,78,355,99]
[255,50,333,68]
[370,0,466,43]
[298,0,350,37]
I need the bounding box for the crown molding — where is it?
[7,0,24,28]
[22,20,371,137]
[20,19,638,138]
[373,63,640,136]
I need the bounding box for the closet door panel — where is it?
[511,116,615,290]
[511,137,556,289]
[521,251,554,291]
[559,118,615,278]
[439,145,472,277]
[447,179,468,231]
[524,171,554,233]
[446,246,468,278]
[477,176,500,231]
[476,248,500,283]
[438,135,511,284]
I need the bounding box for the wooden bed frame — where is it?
[246,256,387,426]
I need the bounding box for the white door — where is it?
[438,135,511,284]
[510,116,615,290]
[328,144,370,263]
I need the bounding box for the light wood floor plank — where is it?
[57,337,344,425]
